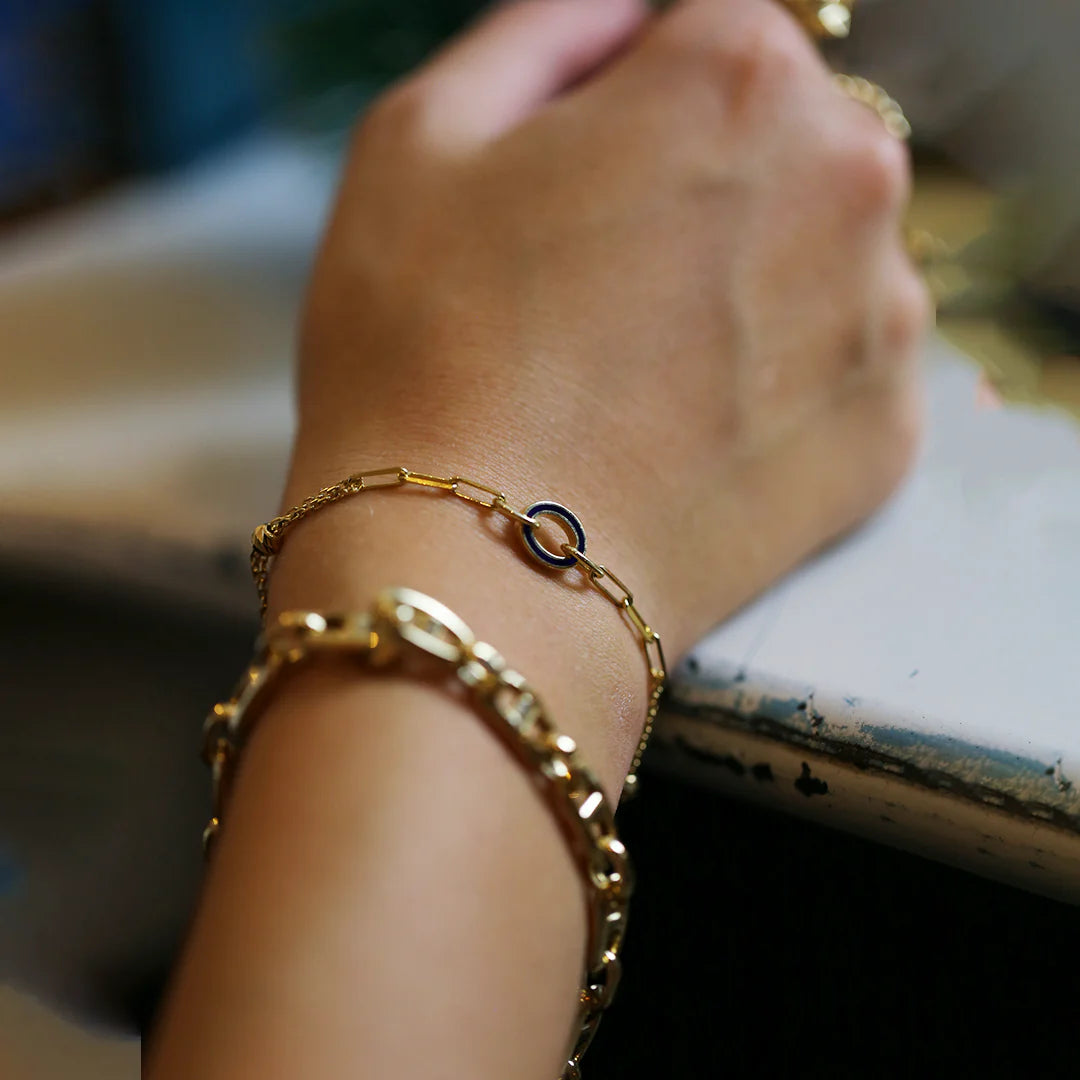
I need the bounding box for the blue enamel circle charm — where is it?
[521,501,586,569]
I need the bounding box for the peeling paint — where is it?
[665,688,1080,834]
[794,762,829,798]
[672,736,778,786]
[755,695,806,725]
[674,736,745,777]
[1051,759,1073,793]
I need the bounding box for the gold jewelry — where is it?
[783,0,855,39]
[833,73,912,141]
[780,3,912,140]
[202,586,631,1080]
[250,466,666,796]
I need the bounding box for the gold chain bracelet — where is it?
[249,466,666,795]
[202,587,631,1080]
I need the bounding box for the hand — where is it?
[290,0,929,653]
[150,5,931,1078]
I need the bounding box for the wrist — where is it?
[154,667,588,1080]
[266,457,653,798]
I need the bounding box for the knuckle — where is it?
[652,0,815,97]
[739,13,817,93]
[884,269,933,354]
[878,375,924,489]
[840,125,912,213]
[852,369,924,511]
[353,80,434,151]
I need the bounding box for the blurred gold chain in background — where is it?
[783,0,1080,422]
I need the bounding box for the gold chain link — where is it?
[249,466,665,794]
[832,73,912,140]
[202,587,631,1080]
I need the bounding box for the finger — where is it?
[407,0,651,145]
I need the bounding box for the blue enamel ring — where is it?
[521,501,586,569]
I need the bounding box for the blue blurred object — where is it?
[106,0,262,172]
[0,0,490,215]
[0,0,263,216]
[0,0,112,213]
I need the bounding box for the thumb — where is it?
[407,0,651,145]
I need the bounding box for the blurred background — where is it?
[1,2,1079,1078]
[0,0,478,196]
[2,0,1079,436]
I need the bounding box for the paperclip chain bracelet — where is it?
[249,466,666,794]
[202,587,632,1080]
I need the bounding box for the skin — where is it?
[147,1,930,1077]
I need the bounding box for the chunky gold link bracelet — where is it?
[250,466,666,795]
[202,587,631,1080]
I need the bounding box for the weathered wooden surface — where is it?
[667,352,1080,900]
